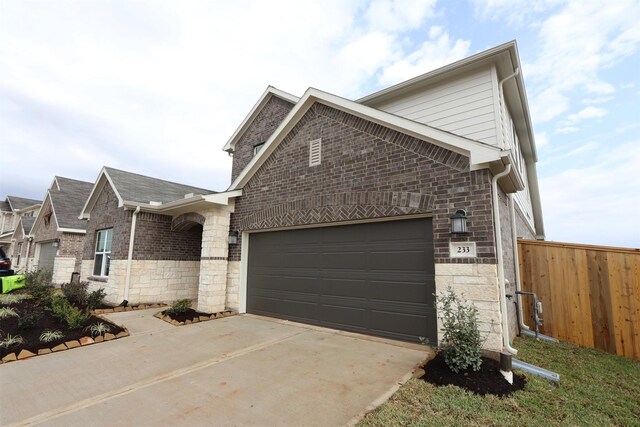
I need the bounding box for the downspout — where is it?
[492,163,518,355]
[124,206,141,302]
[498,67,520,149]
[25,237,32,271]
[509,194,530,332]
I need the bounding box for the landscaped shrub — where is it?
[62,281,89,306]
[167,299,191,314]
[85,322,111,337]
[436,287,483,373]
[24,269,54,307]
[86,288,107,310]
[50,296,91,329]
[40,330,64,343]
[0,307,19,319]
[0,334,24,349]
[17,310,43,330]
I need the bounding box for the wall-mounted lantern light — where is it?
[451,209,468,235]
[228,230,239,245]
[52,239,60,248]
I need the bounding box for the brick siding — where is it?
[230,102,497,264]
[231,96,296,182]
[83,183,202,263]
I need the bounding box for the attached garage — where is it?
[247,218,437,343]
[37,241,57,273]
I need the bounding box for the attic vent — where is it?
[309,138,322,167]
[150,201,162,206]
[184,193,194,199]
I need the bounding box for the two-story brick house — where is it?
[79,41,542,353]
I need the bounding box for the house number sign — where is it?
[450,242,477,258]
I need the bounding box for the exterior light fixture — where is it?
[451,209,468,234]
[228,230,239,245]
[52,239,60,248]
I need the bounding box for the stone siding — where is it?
[52,257,76,284]
[231,96,296,182]
[197,204,234,313]
[226,261,240,311]
[435,263,502,350]
[83,260,200,305]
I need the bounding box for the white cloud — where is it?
[535,131,549,148]
[378,26,471,85]
[565,106,608,124]
[0,0,465,199]
[364,0,437,32]
[512,0,640,124]
[581,96,614,105]
[620,82,636,89]
[540,142,640,248]
[555,126,579,134]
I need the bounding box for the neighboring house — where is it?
[0,196,42,256]
[26,176,94,284]
[8,216,36,271]
[82,41,543,353]
[79,167,238,305]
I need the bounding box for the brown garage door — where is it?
[247,218,437,343]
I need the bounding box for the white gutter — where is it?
[124,206,141,302]
[509,193,530,332]
[498,67,520,149]
[492,164,517,355]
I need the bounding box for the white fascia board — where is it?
[14,204,42,214]
[58,228,86,234]
[222,86,300,152]
[121,190,241,213]
[203,190,243,205]
[229,88,501,191]
[50,176,60,191]
[79,168,123,219]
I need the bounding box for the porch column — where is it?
[197,203,234,313]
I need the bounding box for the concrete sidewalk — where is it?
[0,309,429,426]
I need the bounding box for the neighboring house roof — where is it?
[80,167,238,219]
[31,176,93,235]
[222,86,300,153]
[6,196,41,211]
[48,177,94,230]
[21,216,36,234]
[0,200,10,212]
[229,87,506,191]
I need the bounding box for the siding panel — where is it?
[371,67,498,146]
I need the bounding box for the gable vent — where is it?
[309,138,322,167]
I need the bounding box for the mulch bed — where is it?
[155,307,235,326]
[0,295,126,361]
[420,353,526,397]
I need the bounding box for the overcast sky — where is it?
[1,0,638,248]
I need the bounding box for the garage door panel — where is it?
[370,280,432,304]
[321,278,368,298]
[247,218,437,343]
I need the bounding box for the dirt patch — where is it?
[420,353,526,397]
[155,308,236,325]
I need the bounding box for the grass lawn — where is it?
[359,336,640,426]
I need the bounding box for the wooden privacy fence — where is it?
[518,239,640,360]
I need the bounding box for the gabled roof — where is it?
[80,167,218,218]
[0,200,10,212]
[49,177,94,230]
[222,86,300,153]
[20,216,36,235]
[229,87,504,191]
[6,196,41,212]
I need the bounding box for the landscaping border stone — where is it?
[153,310,236,326]
[92,303,167,315]
[0,328,130,365]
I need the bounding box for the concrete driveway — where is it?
[0,309,429,426]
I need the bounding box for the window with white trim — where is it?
[17,242,22,266]
[93,228,113,276]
